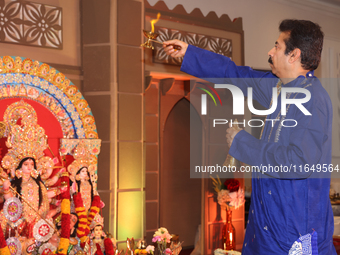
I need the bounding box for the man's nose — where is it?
[268,48,274,56]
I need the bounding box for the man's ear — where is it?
[289,48,301,63]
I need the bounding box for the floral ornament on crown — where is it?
[211,176,245,210]
[1,100,55,174]
[90,213,104,230]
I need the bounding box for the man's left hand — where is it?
[226,127,241,148]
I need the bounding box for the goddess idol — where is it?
[0,101,64,239]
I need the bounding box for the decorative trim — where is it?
[145,1,243,33]
[153,26,232,65]
[0,0,62,49]
[145,1,244,66]
[0,56,98,139]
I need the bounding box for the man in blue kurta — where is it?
[163,20,336,254]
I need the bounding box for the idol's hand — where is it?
[163,39,188,58]
[3,179,10,190]
[226,123,241,148]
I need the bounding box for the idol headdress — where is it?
[1,100,54,174]
[67,140,98,184]
[90,213,104,230]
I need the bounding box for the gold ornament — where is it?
[67,140,98,183]
[15,169,23,179]
[30,169,39,179]
[90,213,104,229]
[1,101,55,173]
[0,121,7,138]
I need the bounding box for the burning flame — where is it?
[150,12,161,33]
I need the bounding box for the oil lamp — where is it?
[141,13,181,50]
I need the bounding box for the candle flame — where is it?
[150,12,161,33]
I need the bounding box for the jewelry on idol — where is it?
[31,169,39,178]
[76,174,80,181]
[3,188,11,194]
[15,169,23,179]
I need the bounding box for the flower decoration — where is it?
[211,176,245,210]
[152,227,172,254]
[145,245,155,254]
[224,179,240,192]
[135,249,148,254]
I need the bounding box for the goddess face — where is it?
[94,225,102,239]
[77,167,88,181]
[21,158,34,175]
[70,214,78,230]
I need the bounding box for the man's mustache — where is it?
[268,56,273,65]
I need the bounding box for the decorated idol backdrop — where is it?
[0,56,116,255]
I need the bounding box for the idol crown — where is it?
[1,100,54,171]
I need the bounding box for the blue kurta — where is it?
[181,45,336,254]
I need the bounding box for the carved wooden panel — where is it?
[153,26,232,66]
[0,0,62,49]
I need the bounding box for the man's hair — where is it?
[279,19,324,71]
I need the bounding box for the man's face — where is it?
[268,32,292,78]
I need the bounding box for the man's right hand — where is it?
[163,39,188,58]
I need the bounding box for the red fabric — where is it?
[0,224,7,249]
[95,243,104,255]
[80,241,86,249]
[59,175,70,200]
[104,238,115,255]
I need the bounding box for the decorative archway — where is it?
[0,55,101,175]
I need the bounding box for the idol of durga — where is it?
[0,100,111,254]
[0,101,63,239]
[0,54,116,255]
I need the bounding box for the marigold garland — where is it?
[0,225,10,255]
[57,174,70,255]
[61,214,71,237]
[61,199,71,214]
[73,192,101,250]
[73,192,90,249]
[57,238,70,255]
[86,195,101,233]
